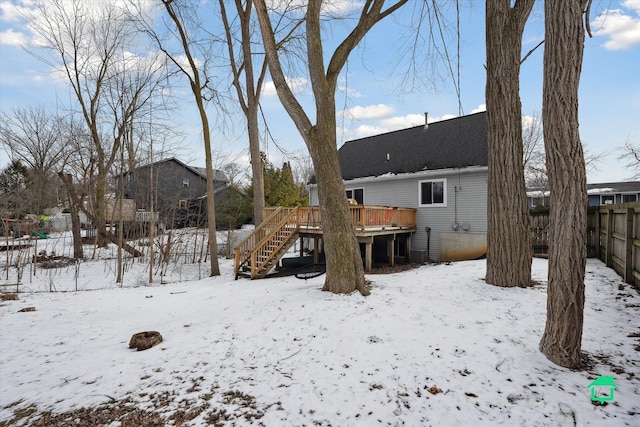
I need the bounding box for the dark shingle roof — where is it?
[338,111,487,180]
[586,182,640,193]
[127,157,228,183]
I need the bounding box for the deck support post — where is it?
[387,234,396,267]
[405,234,412,262]
[365,242,372,271]
[313,237,320,264]
[359,236,374,272]
[299,236,304,257]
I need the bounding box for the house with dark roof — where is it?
[308,111,488,262]
[121,157,229,228]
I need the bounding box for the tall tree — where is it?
[219,0,267,226]
[254,0,408,295]
[484,0,534,288]
[1,107,67,214]
[29,0,162,247]
[539,0,591,369]
[158,0,222,276]
[219,0,304,226]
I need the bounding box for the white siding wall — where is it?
[307,168,488,261]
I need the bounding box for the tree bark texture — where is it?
[485,0,534,288]
[198,94,221,277]
[254,0,405,295]
[539,0,588,369]
[310,106,368,296]
[58,172,84,259]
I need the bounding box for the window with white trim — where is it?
[183,178,190,188]
[346,188,364,204]
[601,195,614,205]
[419,179,446,207]
[622,194,637,203]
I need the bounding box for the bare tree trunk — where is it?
[310,108,367,296]
[58,172,83,259]
[247,103,265,225]
[254,0,405,295]
[485,0,534,288]
[539,0,589,369]
[219,0,267,226]
[104,230,143,257]
[161,0,220,276]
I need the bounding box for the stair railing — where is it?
[234,207,299,278]
[248,207,300,278]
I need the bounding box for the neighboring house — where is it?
[587,182,640,206]
[308,111,488,262]
[527,181,640,208]
[121,157,229,228]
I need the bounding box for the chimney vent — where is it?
[424,112,429,130]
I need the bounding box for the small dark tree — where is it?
[0,161,31,218]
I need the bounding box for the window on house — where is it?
[601,195,614,205]
[622,194,637,203]
[183,178,189,188]
[419,179,446,206]
[346,188,364,204]
[178,200,188,209]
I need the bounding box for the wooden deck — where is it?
[264,205,417,234]
[235,205,417,279]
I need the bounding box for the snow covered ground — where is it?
[0,233,639,426]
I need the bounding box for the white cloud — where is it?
[321,0,364,15]
[266,0,362,15]
[338,85,362,98]
[262,77,309,97]
[470,104,486,114]
[354,124,388,139]
[591,0,640,50]
[380,113,425,129]
[0,28,27,46]
[345,103,394,120]
[0,1,31,22]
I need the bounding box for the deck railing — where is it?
[263,205,416,230]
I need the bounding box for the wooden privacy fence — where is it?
[530,201,640,289]
[530,208,599,257]
[597,201,640,288]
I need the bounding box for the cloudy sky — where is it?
[1,0,639,183]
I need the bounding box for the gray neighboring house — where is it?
[308,111,488,262]
[587,182,640,205]
[122,157,228,228]
[527,181,640,208]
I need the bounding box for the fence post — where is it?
[593,207,600,258]
[605,206,614,268]
[624,207,634,283]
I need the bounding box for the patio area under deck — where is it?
[266,205,417,272]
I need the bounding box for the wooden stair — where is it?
[234,207,300,279]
